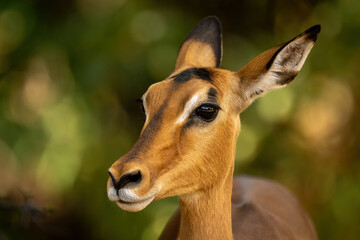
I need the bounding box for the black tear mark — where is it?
[172,68,212,83]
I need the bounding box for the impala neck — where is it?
[178,166,234,240]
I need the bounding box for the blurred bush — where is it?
[0,0,359,239]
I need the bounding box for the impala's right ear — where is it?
[236,25,321,108]
[175,16,222,71]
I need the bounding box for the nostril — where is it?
[108,170,120,190]
[118,170,142,189]
[108,169,142,190]
[126,170,142,183]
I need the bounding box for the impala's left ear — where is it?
[237,25,321,105]
[175,16,222,71]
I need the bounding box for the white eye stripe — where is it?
[176,94,200,124]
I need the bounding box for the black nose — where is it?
[108,170,142,190]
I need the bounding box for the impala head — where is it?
[107,17,320,212]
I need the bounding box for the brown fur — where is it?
[160,176,318,240]
[107,17,320,239]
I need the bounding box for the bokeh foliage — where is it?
[0,0,359,239]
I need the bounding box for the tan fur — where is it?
[176,41,218,70]
[160,176,317,240]
[107,17,320,239]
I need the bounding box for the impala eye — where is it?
[141,104,145,113]
[196,105,219,122]
[136,98,145,114]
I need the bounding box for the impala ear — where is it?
[175,16,222,71]
[237,25,321,104]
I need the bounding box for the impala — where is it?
[107,16,319,240]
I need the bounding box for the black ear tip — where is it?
[305,24,321,34]
[304,24,321,41]
[199,16,222,28]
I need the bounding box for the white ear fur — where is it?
[245,39,315,101]
[244,25,320,102]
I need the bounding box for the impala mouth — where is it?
[108,185,162,212]
[116,195,155,212]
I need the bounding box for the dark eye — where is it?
[141,104,145,113]
[196,105,219,122]
[136,98,145,114]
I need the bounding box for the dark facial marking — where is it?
[181,88,220,129]
[123,103,166,162]
[208,87,218,97]
[172,68,212,83]
[182,112,206,130]
[207,87,219,105]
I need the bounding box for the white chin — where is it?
[116,196,155,212]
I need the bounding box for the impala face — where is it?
[107,68,241,212]
[107,17,320,212]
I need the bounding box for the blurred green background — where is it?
[0,0,359,239]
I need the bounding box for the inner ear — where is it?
[175,16,222,70]
[266,40,312,86]
[237,25,320,103]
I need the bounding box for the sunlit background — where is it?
[0,0,359,239]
